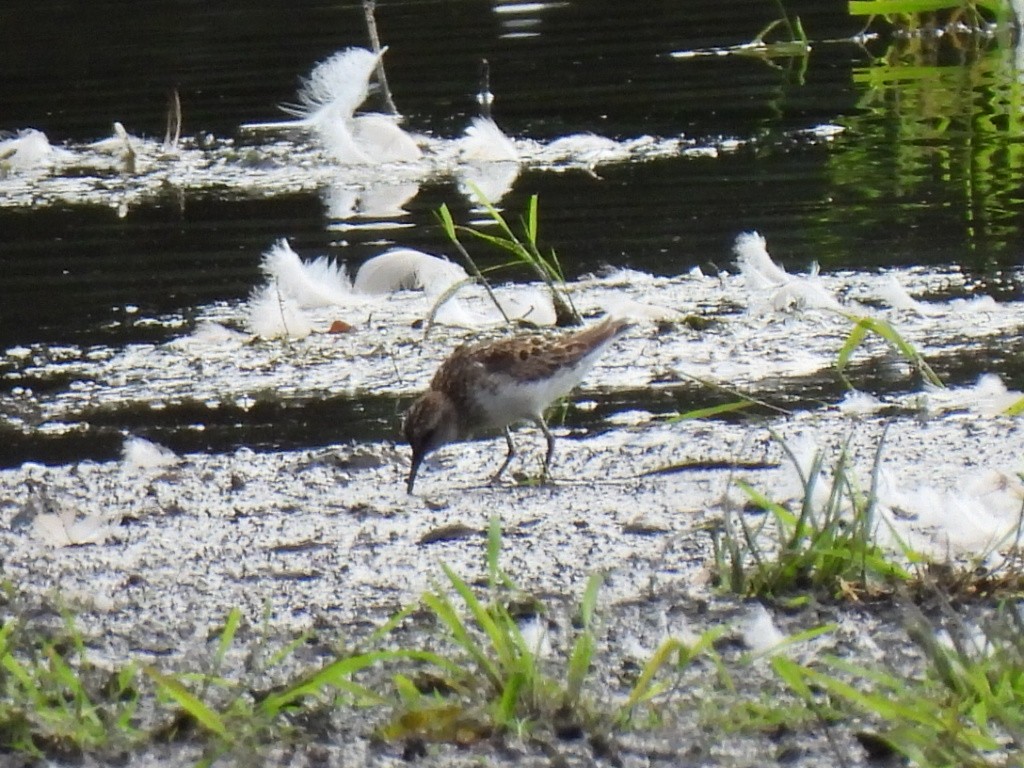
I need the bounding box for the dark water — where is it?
[2,1,1023,464]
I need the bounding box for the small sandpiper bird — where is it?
[403,316,630,493]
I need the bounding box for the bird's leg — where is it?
[537,418,555,483]
[489,428,516,484]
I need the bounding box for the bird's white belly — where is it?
[472,365,590,428]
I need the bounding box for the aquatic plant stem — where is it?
[362,1,399,115]
[436,203,512,326]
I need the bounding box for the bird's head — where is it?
[403,391,460,494]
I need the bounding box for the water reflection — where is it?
[814,27,1024,285]
[491,1,569,40]
[323,182,420,230]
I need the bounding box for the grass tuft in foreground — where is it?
[0,596,141,759]
[775,596,1024,766]
[379,516,723,754]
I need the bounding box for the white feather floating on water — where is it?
[88,122,137,154]
[318,112,422,164]
[0,129,62,170]
[290,47,384,122]
[459,116,519,162]
[325,182,419,221]
[353,248,468,296]
[240,47,421,165]
[348,114,422,162]
[259,239,354,308]
[245,47,383,130]
[457,161,521,205]
[877,274,940,315]
[734,231,790,290]
[545,133,630,166]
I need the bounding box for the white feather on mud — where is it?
[246,284,314,340]
[741,605,787,654]
[0,129,64,170]
[734,231,843,313]
[122,436,179,471]
[430,285,557,328]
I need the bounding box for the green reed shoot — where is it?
[437,192,581,327]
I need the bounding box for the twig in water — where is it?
[362,1,399,115]
[164,88,182,150]
[477,59,494,119]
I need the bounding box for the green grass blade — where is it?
[422,590,502,687]
[849,0,976,14]
[441,564,520,672]
[670,400,755,422]
[487,515,502,590]
[436,203,457,241]
[736,479,797,527]
[566,631,594,705]
[213,608,242,670]
[525,194,538,243]
[745,623,836,662]
[623,638,684,710]
[578,572,602,629]
[1003,396,1024,417]
[468,183,519,242]
[496,670,525,724]
[145,667,228,738]
[461,226,520,255]
[835,318,870,387]
[260,649,445,715]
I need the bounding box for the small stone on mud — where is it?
[623,517,670,535]
[418,523,479,545]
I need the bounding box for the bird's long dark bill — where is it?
[406,451,424,494]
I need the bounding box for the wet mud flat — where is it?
[2,264,1024,766]
[1,414,1021,767]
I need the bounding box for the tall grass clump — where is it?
[380,516,605,746]
[712,432,917,601]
